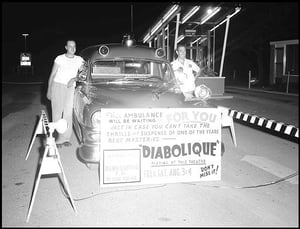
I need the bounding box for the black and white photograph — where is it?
[2,2,298,227]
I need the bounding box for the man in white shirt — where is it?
[47,40,84,147]
[171,45,200,98]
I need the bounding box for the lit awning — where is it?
[141,2,242,45]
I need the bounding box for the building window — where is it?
[286,44,299,76]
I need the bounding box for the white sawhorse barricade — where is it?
[25,110,77,222]
[217,106,237,147]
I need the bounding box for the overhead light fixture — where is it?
[182,6,200,24]
[199,37,207,44]
[191,36,202,45]
[200,6,221,24]
[143,33,151,43]
[210,7,241,32]
[191,36,207,45]
[151,4,178,36]
[151,20,163,35]
[143,19,163,43]
[177,35,185,43]
[143,4,179,43]
[162,4,179,23]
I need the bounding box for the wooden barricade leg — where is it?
[218,106,237,147]
[228,116,237,147]
[25,114,44,160]
[26,143,77,222]
[55,146,77,214]
[26,145,49,222]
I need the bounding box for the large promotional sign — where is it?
[100,108,221,187]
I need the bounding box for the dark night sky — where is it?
[2,2,171,46]
[2,2,299,79]
[2,2,170,74]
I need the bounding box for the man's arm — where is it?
[67,77,77,88]
[67,60,85,88]
[191,61,201,78]
[46,63,58,100]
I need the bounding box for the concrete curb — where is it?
[2,81,45,85]
[227,108,299,139]
[225,86,298,97]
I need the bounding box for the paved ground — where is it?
[2,83,298,227]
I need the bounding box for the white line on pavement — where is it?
[241,155,298,185]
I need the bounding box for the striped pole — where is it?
[226,108,298,139]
